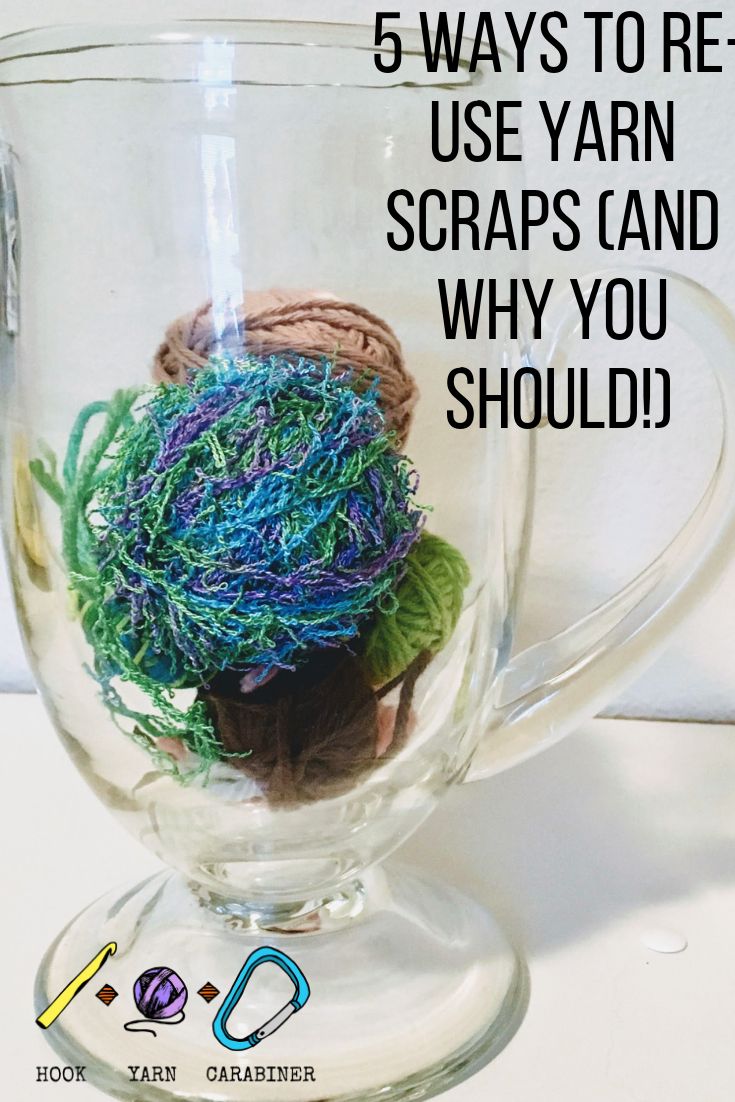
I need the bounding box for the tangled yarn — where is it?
[152,289,419,447]
[31,355,424,769]
[362,533,470,687]
[95,355,423,681]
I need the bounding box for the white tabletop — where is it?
[4,693,734,1100]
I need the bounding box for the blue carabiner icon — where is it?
[212,946,310,1051]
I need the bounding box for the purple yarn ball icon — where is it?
[125,967,188,1035]
[134,967,188,1018]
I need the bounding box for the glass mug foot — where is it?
[34,864,527,1102]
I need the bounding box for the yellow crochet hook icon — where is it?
[36,942,117,1029]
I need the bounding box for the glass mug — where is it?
[1,21,734,1102]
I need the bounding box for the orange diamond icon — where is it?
[95,984,118,1005]
[197,982,220,1003]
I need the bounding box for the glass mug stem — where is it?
[189,870,371,934]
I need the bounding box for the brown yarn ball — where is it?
[200,651,379,805]
[198,649,419,805]
[152,289,419,446]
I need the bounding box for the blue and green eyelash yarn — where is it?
[31,355,426,772]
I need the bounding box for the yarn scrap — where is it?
[361,532,470,687]
[30,354,425,775]
[153,289,419,446]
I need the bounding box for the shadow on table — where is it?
[398,719,735,954]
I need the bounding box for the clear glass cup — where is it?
[2,21,735,1102]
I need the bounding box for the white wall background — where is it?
[1,0,734,720]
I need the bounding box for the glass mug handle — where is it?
[468,266,735,781]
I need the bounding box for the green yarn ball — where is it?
[362,532,470,686]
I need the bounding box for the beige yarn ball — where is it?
[152,289,419,446]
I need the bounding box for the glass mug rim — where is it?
[0,20,512,89]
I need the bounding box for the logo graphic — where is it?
[35,943,308,1052]
[212,947,310,1051]
[124,967,188,1036]
[36,942,117,1029]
